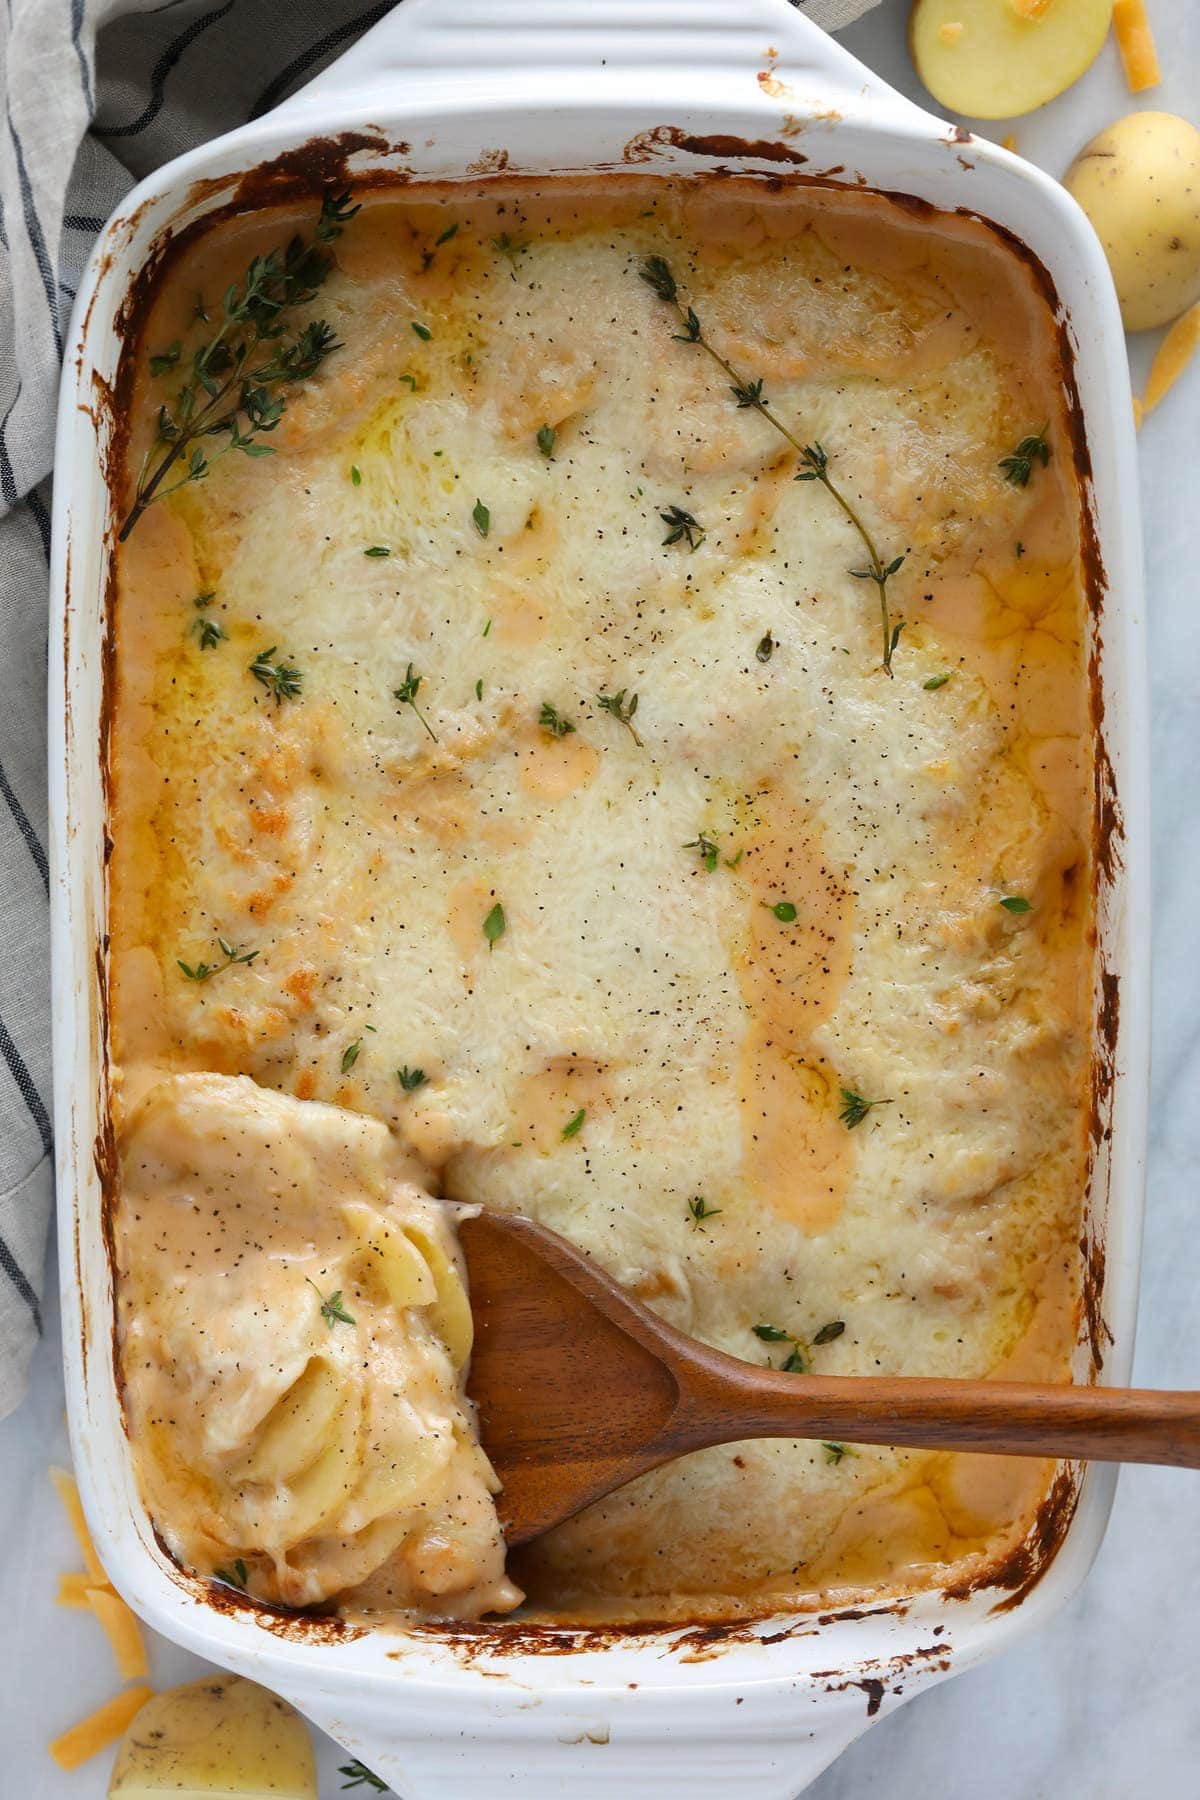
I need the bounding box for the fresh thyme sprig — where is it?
[539,701,575,738]
[394,663,437,741]
[397,1065,427,1091]
[999,426,1050,488]
[660,503,705,550]
[596,688,643,747]
[838,1087,890,1130]
[684,832,719,872]
[249,647,302,704]
[307,1278,355,1328]
[121,190,359,540]
[194,615,225,650]
[177,935,258,983]
[639,255,906,674]
[214,1558,249,1590]
[339,1763,388,1793]
[687,1195,721,1229]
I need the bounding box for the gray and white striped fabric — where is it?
[0,0,878,1419]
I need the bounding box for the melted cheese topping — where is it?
[110,177,1095,1622]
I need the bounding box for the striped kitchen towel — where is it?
[0,0,882,1419]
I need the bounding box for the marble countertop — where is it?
[3,3,1197,1795]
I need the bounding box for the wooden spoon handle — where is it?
[676,1371,1200,1469]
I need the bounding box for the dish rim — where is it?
[47,0,1150,1786]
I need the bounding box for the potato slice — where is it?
[910,0,1113,120]
[107,1674,316,1798]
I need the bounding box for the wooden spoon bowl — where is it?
[459,1211,1200,1547]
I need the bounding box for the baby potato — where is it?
[1065,112,1200,330]
[910,0,1112,121]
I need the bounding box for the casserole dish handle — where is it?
[279,0,910,114]
[290,1677,887,1799]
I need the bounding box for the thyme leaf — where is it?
[684,832,719,872]
[194,616,225,650]
[838,1087,890,1130]
[339,1764,388,1793]
[483,901,506,949]
[397,1065,428,1091]
[341,1040,361,1073]
[687,1195,721,1228]
[539,701,575,738]
[561,1108,586,1139]
[472,497,490,538]
[149,341,181,376]
[1000,894,1033,913]
[491,232,529,264]
[537,423,556,458]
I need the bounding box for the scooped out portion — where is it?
[116,1073,520,1619]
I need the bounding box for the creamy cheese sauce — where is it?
[110,177,1096,1622]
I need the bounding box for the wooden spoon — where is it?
[458,1211,1200,1547]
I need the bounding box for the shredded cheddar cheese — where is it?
[50,1685,154,1772]
[50,1465,107,1585]
[1112,0,1161,92]
[55,1570,102,1609]
[1143,303,1200,414]
[86,1585,150,1681]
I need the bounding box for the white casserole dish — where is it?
[49,1,1150,1793]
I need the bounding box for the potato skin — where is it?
[1065,112,1200,332]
